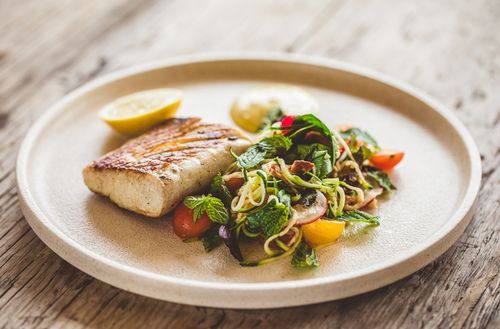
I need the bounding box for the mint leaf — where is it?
[205,198,229,224]
[338,210,380,225]
[236,135,292,169]
[183,196,206,223]
[246,199,289,238]
[183,196,204,209]
[183,195,229,224]
[209,173,233,207]
[366,167,396,192]
[291,241,319,268]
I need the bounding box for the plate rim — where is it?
[16,52,482,307]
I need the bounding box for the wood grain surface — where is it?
[0,0,499,328]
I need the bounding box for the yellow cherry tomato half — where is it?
[301,219,345,247]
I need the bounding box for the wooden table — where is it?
[1,0,498,328]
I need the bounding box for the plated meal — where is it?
[18,56,480,307]
[83,84,404,268]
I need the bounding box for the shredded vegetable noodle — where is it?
[178,112,402,268]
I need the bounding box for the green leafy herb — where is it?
[338,210,380,225]
[236,135,292,169]
[311,150,333,178]
[277,189,291,209]
[183,195,229,224]
[289,142,330,160]
[246,199,289,238]
[258,107,285,131]
[293,114,332,138]
[366,167,396,192]
[351,144,376,166]
[286,143,333,178]
[219,225,243,261]
[209,173,233,207]
[291,241,319,268]
[201,226,222,252]
[340,128,379,148]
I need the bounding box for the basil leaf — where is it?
[293,114,332,137]
[209,173,233,207]
[277,189,291,209]
[246,199,289,239]
[286,143,333,178]
[311,150,333,178]
[236,135,292,169]
[365,167,396,192]
[287,143,330,162]
[291,241,319,268]
[338,210,380,225]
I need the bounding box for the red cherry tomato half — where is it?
[173,203,213,239]
[370,150,404,171]
[280,115,296,134]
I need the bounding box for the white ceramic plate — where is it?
[17,54,481,308]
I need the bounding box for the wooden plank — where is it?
[0,0,498,328]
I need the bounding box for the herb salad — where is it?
[172,113,404,268]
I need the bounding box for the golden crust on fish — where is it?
[83,117,251,217]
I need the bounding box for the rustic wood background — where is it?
[0,0,498,328]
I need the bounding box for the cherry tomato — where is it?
[173,203,213,238]
[370,150,404,171]
[280,115,296,134]
[225,176,244,194]
[302,219,345,247]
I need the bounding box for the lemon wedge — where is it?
[98,88,182,136]
[230,84,319,132]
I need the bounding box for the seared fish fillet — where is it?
[83,117,251,217]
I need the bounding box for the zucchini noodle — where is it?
[276,158,325,190]
[231,171,266,211]
[181,113,395,269]
[341,160,371,189]
[241,229,303,267]
[332,130,371,188]
[263,217,298,256]
[340,181,365,210]
[322,178,346,217]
